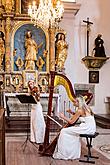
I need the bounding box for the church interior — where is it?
[0,0,110,165]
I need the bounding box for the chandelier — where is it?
[28,0,64,28]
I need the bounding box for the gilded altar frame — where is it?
[0,0,66,92]
[11,21,50,73]
[22,70,38,88]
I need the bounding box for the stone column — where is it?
[48,28,55,71]
[5,17,11,72]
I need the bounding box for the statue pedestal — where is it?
[82,56,110,70]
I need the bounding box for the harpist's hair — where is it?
[77,95,94,115]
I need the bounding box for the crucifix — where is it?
[83,17,93,56]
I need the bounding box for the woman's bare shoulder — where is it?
[77,108,85,115]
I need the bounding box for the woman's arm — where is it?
[60,109,83,125]
[66,109,75,115]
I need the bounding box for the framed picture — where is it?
[89,71,99,83]
[5,74,11,87]
[38,72,49,93]
[23,70,38,88]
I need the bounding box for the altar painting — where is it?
[13,24,47,72]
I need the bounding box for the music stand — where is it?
[16,94,37,151]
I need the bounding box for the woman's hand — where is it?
[59,112,65,119]
[66,109,72,113]
[66,109,75,115]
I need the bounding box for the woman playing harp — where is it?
[53,95,96,160]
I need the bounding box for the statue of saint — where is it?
[25,31,38,70]
[93,34,106,57]
[0,31,5,70]
[55,33,68,72]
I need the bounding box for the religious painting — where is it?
[14,24,47,72]
[11,73,23,92]
[89,71,99,83]
[5,74,11,87]
[23,70,38,88]
[38,73,49,93]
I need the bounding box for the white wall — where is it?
[58,0,110,114]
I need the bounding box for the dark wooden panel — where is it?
[95,114,110,129]
[0,108,5,165]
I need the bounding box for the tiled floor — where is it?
[6,126,110,160]
[93,127,110,159]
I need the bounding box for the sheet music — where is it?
[16,94,37,104]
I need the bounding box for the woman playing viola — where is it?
[28,80,46,144]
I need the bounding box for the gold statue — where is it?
[55,33,68,72]
[0,31,5,71]
[25,31,38,70]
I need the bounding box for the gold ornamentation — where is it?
[82,56,110,69]
[11,21,50,72]
[5,17,11,72]
[5,17,11,32]
[38,73,49,93]
[55,33,68,72]
[15,56,24,70]
[24,31,43,70]
[50,60,55,71]
[25,31,38,70]
[43,50,48,58]
[36,57,45,71]
[13,49,17,56]
[48,27,56,71]
[22,70,38,88]
[11,74,23,92]
[5,52,11,72]
[0,32,5,71]
[3,0,14,13]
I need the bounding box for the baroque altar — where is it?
[0,0,80,93]
[0,1,81,133]
[0,0,69,93]
[0,0,80,119]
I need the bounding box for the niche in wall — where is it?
[74,83,95,106]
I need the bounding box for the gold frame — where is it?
[5,74,11,87]
[11,21,49,73]
[89,71,99,83]
[23,70,38,88]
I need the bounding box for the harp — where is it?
[40,71,93,156]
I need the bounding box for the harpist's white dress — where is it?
[30,101,46,143]
[53,115,96,160]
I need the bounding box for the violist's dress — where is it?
[30,101,46,143]
[53,115,96,160]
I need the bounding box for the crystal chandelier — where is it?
[28,0,64,28]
